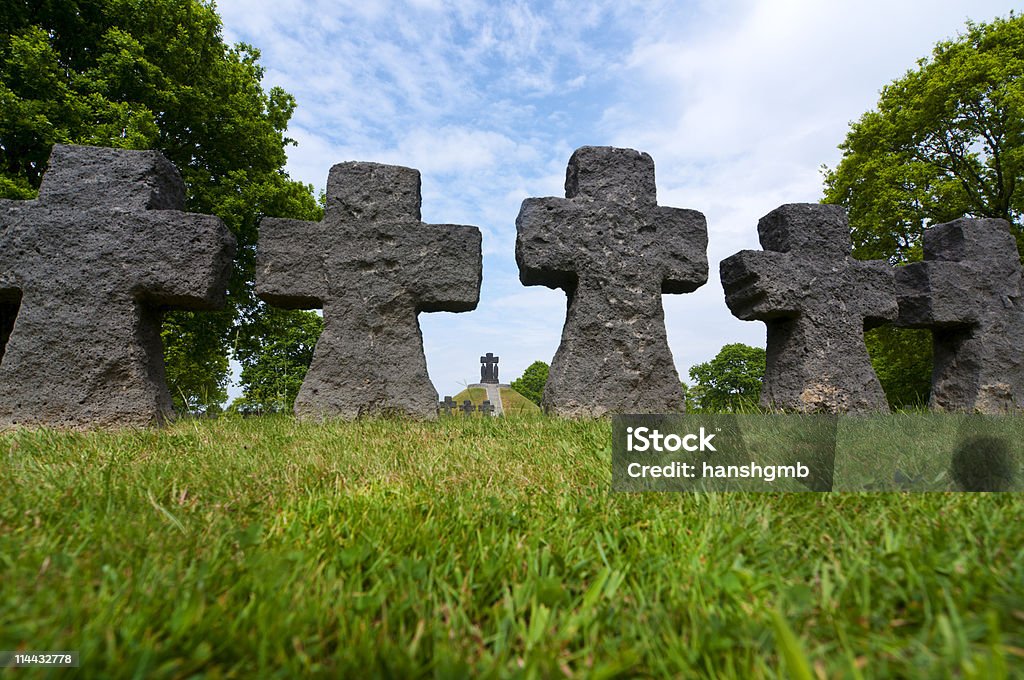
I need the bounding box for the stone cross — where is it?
[438,395,456,416]
[0,144,235,428]
[460,399,476,415]
[480,352,499,384]
[720,203,897,413]
[479,400,494,416]
[894,217,1023,412]
[515,146,708,416]
[257,161,482,420]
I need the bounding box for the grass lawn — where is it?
[450,387,541,416]
[1,415,1022,677]
[450,386,488,408]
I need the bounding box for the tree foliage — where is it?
[823,13,1024,263]
[0,0,320,412]
[230,306,323,415]
[864,326,932,409]
[823,13,1024,408]
[511,361,549,406]
[687,344,765,413]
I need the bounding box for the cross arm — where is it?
[408,223,482,313]
[849,260,898,328]
[515,198,581,290]
[720,250,804,320]
[127,212,236,309]
[895,261,981,328]
[652,207,708,294]
[256,217,330,309]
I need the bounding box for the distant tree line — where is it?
[684,344,766,413]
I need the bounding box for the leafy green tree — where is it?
[230,306,323,415]
[824,14,1024,260]
[680,381,706,413]
[511,361,549,406]
[162,312,231,413]
[0,1,319,412]
[823,13,1024,408]
[687,344,765,413]
[865,326,932,409]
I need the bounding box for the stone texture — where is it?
[515,146,708,417]
[0,144,235,428]
[894,217,1023,412]
[720,203,897,413]
[257,162,482,420]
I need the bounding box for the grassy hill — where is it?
[449,386,541,416]
[1,416,1022,677]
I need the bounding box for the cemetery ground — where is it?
[1,415,1022,678]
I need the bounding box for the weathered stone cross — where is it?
[894,217,1023,412]
[515,146,708,416]
[460,399,476,415]
[480,352,499,384]
[0,144,235,427]
[257,161,482,419]
[720,203,897,413]
[438,396,457,416]
[478,400,494,416]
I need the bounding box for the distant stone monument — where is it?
[480,353,499,384]
[467,352,508,416]
[257,161,482,419]
[720,203,897,413]
[0,144,235,428]
[894,217,1023,412]
[515,146,708,417]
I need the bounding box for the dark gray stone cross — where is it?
[257,161,482,420]
[479,400,494,416]
[460,399,476,415]
[515,146,708,417]
[720,203,897,413]
[438,396,457,416]
[480,352,499,384]
[894,218,1023,412]
[0,144,235,428]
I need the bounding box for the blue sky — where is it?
[215,0,1020,398]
